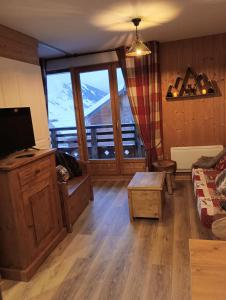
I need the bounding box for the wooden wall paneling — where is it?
[121,160,146,175]
[224,35,226,146]
[17,62,50,148]
[87,161,118,176]
[0,60,21,107]
[211,34,225,145]
[180,38,199,147]
[161,33,226,158]
[161,40,187,158]
[0,57,50,149]
[0,25,39,65]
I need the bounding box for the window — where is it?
[79,69,116,159]
[47,72,79,158]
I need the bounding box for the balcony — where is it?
[50,123,144,159]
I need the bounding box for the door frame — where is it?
[71,63,122,175]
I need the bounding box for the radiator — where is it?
[171,145,224,172]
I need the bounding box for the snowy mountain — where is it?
[48,80,108,128]
[81,83,107,103]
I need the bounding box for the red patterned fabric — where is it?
[192,168,226,228]
[117,41,163,170]
[215,154,226,171]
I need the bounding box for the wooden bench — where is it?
[58,161,93,232]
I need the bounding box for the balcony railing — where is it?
[49,123,144,159]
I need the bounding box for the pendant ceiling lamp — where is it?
[126,18,151,57]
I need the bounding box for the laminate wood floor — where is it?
[1,180,212,300]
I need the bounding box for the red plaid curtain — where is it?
[117,41,163,170]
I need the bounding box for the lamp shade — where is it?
[126,18,151,57]
[126,39,151,56]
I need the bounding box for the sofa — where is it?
[192,167,226,239]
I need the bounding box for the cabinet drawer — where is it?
[18,157,51,189]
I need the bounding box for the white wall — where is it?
[0,57,50,149]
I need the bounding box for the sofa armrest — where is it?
[78,160,88,175]
[57,181,68,197]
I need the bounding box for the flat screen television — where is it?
[0,107,35,156]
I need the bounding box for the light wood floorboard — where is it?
[1,180,212,300]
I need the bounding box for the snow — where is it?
[47,70,125,129]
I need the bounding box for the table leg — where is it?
[166,173,173,194]
[128,190,134,221]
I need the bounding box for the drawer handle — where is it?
[35,169,41,175]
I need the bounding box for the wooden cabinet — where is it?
[0,149,66,281]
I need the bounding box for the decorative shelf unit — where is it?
[166,67,217,101]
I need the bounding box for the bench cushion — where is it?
[192,168,226,228]
[67,174,89,196]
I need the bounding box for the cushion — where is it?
[56,165,70,182]
[192,156,215,169]
[215,169,226,196]
[192,168,226,228]
[215,155,226,171]
[193,147,226,169]
[55,151,82,178]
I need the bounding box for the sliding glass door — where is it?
[79,69,116,160]
[46,64,145,175]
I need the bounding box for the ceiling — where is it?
[1,0,226,58]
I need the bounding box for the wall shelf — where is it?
[166,66,218,101]
[166,93,216,101]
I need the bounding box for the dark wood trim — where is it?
[74,62,116,74]
[46,68,71,75]
[0,24,39,65]
[110,63,123,172]
[71,68,89,161]
[45,48,117,62]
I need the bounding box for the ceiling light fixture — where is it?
[126,18,151,57]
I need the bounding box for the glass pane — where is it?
[80,70,115,159]
[117,68,145,158]
[47,72,79,158]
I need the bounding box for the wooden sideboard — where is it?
[0,149,66,281]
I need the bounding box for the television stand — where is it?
[0,149,66,281]
[31,146,40,151]
[15,153,35,158]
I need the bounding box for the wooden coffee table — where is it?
[128,172,165,221]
